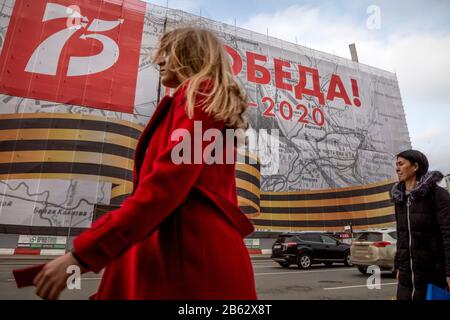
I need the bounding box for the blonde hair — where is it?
[153,27,248,130]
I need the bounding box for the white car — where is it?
[350,228,397,274]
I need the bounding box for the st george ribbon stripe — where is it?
[252,214,395,227]
[0,140,135,160]
[260,199,393,214]
[260,183,394,201]
[0,162,133,181]
[0,118,142,139]
[235,170,260,188]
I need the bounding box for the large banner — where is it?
[0,0,411,234]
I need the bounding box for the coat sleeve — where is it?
[394,205,399,271]
[73,98,222,273]
[435,187,450,277]
[390,185,400,271]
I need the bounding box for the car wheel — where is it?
[278,262,290,268]
[357,266,368,274]
[344,252,353,267]
[297,253,312,269]
[324,262,333,267]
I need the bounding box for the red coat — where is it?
[73,84,257,300]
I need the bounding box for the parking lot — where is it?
[0,256,397,300]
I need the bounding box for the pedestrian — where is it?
[391,149,450,300]
[32,27,257,300]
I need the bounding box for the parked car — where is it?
[350,228,397,274]
[271,232,352,269]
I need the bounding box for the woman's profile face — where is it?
[396,156,418,182]
[156,52,181,89]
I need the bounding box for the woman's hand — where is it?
[447,277,450,291]
[33,252,83,300]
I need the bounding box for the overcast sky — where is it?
[147,0,450,176]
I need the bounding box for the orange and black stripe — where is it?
[0,113,144,205]
[236,151,260,217]
[234,152,396,231]
[1,114,397,233]
[252,180,396,231]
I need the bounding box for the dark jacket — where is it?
[391,171,450,300]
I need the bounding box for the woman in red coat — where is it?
[33,27,257,300]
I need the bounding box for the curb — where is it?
[1,248,272,259]
[0,248,66,256]
[250,254,271,260]
[248,249,272,260]
[247,249,272,255]
[1,254,273,262]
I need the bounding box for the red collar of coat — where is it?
[133,95,174,185]
[132,83,192,190]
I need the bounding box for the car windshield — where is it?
[321,235,337,244]
[298,234,322,243]
[388,231,398,240]
[355,232,382,242]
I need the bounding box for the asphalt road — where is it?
[253,259,397,300]
[0,257,396,300]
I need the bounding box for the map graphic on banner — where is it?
[0,0,411,233]
[0,179,111,228]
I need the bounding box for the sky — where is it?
[146,0,450,177]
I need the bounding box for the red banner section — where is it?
[0,0,146,113]
[225,45,362,109]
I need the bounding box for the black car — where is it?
[271,232,352,269]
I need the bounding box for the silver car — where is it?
[350,228,397,274]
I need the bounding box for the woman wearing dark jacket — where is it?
[391,149,450,300]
